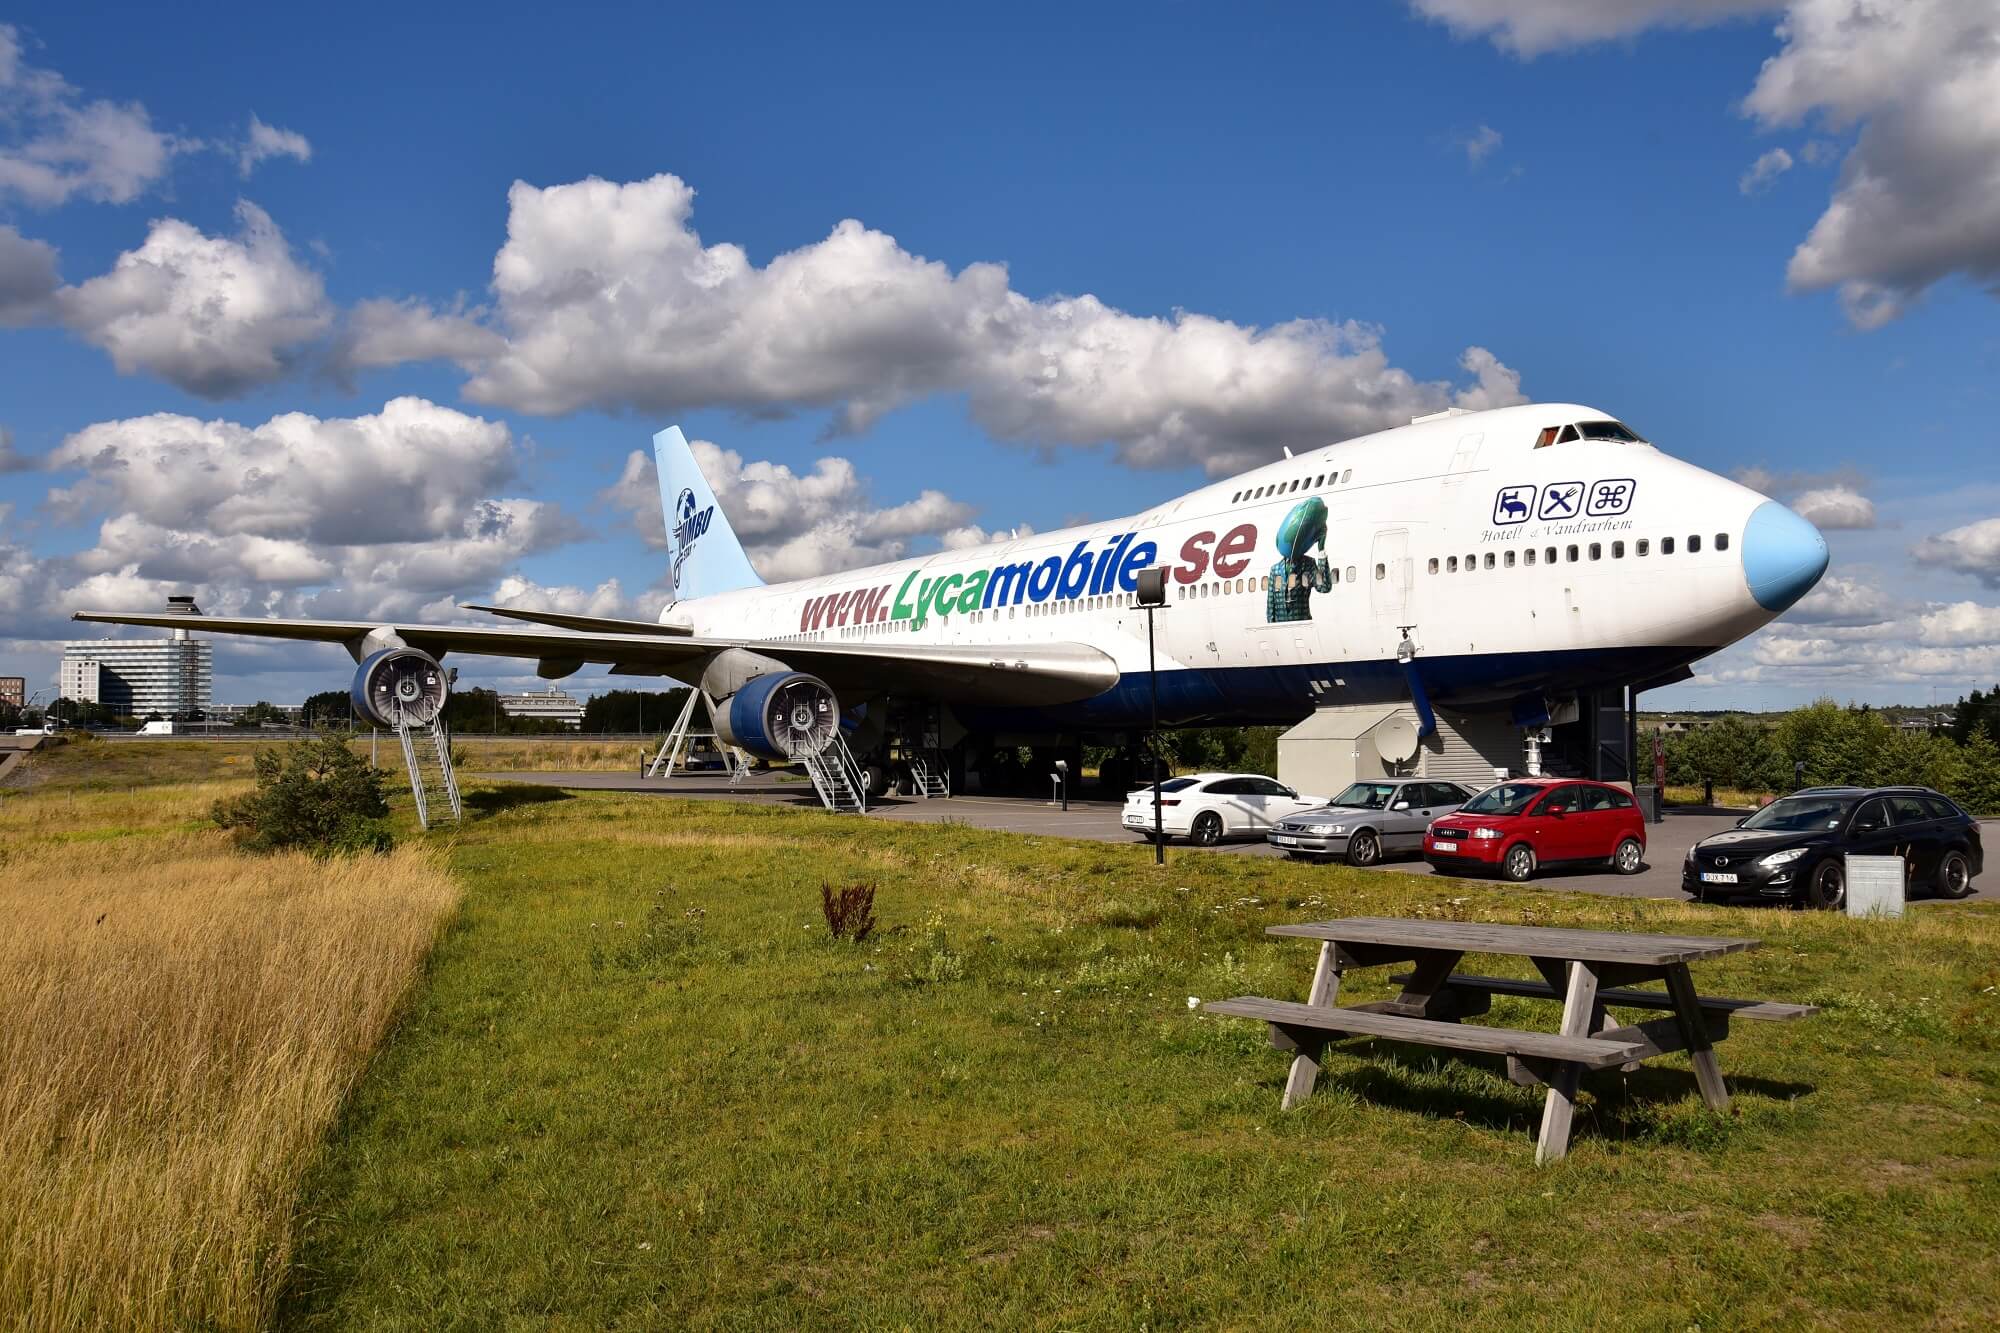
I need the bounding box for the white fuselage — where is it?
[663,404,1810,728]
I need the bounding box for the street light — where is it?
[1135,566,1170,866]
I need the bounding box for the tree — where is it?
[211,735,394,855]
[1949,726,2000,816]
[582,689,689,733]
[303,689,353,729]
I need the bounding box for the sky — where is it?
[3,0,1999,712]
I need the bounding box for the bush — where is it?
[212,736,394,855]
[820,882,877,943]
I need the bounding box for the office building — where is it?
[61,598,214,718]
[0,676,23,709]
[497,686,585,729]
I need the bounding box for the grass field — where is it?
[9,741,2000,1328]
[0,743,459,1332]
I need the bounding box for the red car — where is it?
[1423,779,1646,882]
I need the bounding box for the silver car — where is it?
[1267,779,1478,866]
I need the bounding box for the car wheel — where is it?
[1937,850,1974,899]
[1806,858,1846,911]
[1190,812,1224,847]
[1345,830,1381,867]
[1612,838,1644,875]
[1502,843,1536,882]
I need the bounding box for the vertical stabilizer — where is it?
[654,426,763,603]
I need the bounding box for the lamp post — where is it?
[1135,567,1169,866]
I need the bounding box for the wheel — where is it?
[1805,858,1846,911]
[1501,843,1536,883]
[1936,850,1974,899]
[1345,829,1381,867]
[1189,812,1224,847]
[1612,838,1644,875]
[862,764,891,800]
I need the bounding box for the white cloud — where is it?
[1406,0,1776,57]
[47,396,519,546]
[488,574,649,621]
[0,23,180,207]
[1738,146,1793,194]
[1462,125,1503,165]
[359,174,1525,476]
[236,114,310,176]
[0,224,60,324]
[0,424,33,473]
[1913,517,2000,588]
[1744,0,2000,328]
[53,200,332,397]
[1784,573,1892,626]
[602,441,985,580]
[341,296,504,370]
[1919,601,2000,647]
[1788,484,1874,530]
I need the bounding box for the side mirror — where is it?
[1392,801,1410,811]
[1852,820,1880,836]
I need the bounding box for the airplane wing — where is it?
[458,604,694,636]
[69,611,1119,707]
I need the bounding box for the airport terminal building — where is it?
[61,623,214,719]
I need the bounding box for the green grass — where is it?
[276,780,2000,1330]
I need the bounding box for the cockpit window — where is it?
[1557,424,1580,444]
[1577,419,1646,442]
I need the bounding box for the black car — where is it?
[1683,786,1983,909]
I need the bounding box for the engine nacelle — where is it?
[351,648,450,729]
[713,671,840,761]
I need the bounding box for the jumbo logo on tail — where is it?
[672,486,716,587]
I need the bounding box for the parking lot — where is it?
[481,769,1994,904]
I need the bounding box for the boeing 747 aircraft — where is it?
[76,402,1827,798]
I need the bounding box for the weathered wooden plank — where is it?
[1596,1013,1730,1062]
[1202,996,1644,1069]
[1387,972,1818,1022]
[1280,941,1341,1110]
[1390,948,1468,1019]
[1665,962,1732,1113]
[1266,917,1758,966]
[1535,962,1601,1166]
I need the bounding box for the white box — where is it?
[1845,854,1905,919]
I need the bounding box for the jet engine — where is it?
[714,671,840,761]
[351,647,450,729]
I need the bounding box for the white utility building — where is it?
[61,596,214,718]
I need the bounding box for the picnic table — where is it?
[1205,917,1815,1164]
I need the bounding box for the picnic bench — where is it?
[1204,917,1815,1164]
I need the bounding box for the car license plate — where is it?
[1431,840,1457,853]
[1270,834,1296,845]
[1701,872,1738,884]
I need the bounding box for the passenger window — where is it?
[1851,798,1889,833]
[1466,552,1476,569]
[1483,553,1495,570]
[1589,543,1601,560]
[1342,470,1351,483]
[1429,557,1440,574]
[1525,548,1537,566]
[1612,541,1624,558]
[1689,535,1702,553]
[1579,787,1615,812]
[1539,789,1576,814]
[1716,533,1729,551]
[1606,789,1633,809]
[1504,550,1516,567]
[1374,563,1386,581]
[1637,538,1649,556]
[1545,546,1557,564]
[1344,566,1356,581]
[1566,545,1579,562]
[1890,796,1932,823]
[1922,796,1960,820]
[1662,536,1675,555]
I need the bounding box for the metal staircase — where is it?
[801,733,868,814]
[908,750,950,799]
[397,717,461,829]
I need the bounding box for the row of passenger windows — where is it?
[1428,532,1730,574]
[1230,468,1353,506]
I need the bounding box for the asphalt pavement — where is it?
[480,768,1997,906]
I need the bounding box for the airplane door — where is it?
[1370,528,1412,621]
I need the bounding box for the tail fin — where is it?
[654,425,762,603]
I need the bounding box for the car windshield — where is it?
[1739,795,1856,831]
[1329,782,1398,809]
[1457,783,1545,816]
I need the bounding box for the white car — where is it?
[1121,772,1325,846]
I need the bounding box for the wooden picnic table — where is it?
[1205,916,1815,1164]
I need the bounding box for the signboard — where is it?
[1846,855,1905,919]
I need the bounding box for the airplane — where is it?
[74,402,1829,800]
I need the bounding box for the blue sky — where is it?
[4,1,1999,710]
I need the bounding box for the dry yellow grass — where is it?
[0,792,460,1332]
[446,737,658,772]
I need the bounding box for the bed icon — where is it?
[1492,485,1536,526]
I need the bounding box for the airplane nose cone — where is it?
[1742,500,1829,613]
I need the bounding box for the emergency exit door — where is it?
[1370,528,1412,621]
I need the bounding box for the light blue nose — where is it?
[1741,500,1829,613]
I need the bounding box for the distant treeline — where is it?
[1662,697,2000,813]
[303,687,690,735]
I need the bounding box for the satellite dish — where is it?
[1373,714,1420,763]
